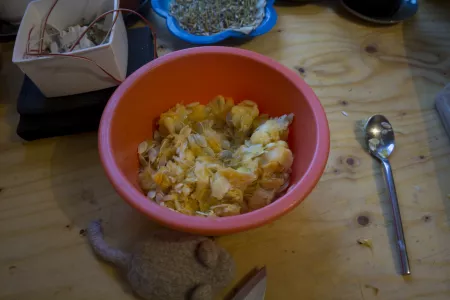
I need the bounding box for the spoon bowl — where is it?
[364,114,395,160]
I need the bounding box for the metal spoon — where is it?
[364,115,411,275]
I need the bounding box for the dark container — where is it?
[342,0,403,17]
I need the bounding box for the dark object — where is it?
[16,26,155,141]
[275,0,418,24]
[341,0,418,24]
[0,20,19,43]
[120,0,141,9]
[124,0,151,27]
[357,215,370,226]
[342,0,402,18]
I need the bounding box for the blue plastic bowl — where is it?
[151,0,277,44]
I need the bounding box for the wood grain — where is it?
[2,2,450,299]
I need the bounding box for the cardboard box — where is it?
[12,0,128,97]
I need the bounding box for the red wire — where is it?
[27,25,35,54]
[100,10,119,45]
[68,9,158,59]
[40,0,59,54]
[25,52,122,84]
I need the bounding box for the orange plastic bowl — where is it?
[99,47,329,235]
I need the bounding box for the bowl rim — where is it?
[99,46,330,235]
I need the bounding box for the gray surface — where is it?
[436,84,450,139]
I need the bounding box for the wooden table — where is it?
[1,2,450,299]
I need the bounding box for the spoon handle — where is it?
[381,159,411,275]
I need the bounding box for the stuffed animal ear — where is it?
[190,284,213,300]
[197,239,219,268]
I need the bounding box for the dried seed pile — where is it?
[170,0,264,36]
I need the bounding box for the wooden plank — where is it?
[1,2,450,299]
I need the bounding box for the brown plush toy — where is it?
[87,220,235,300]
